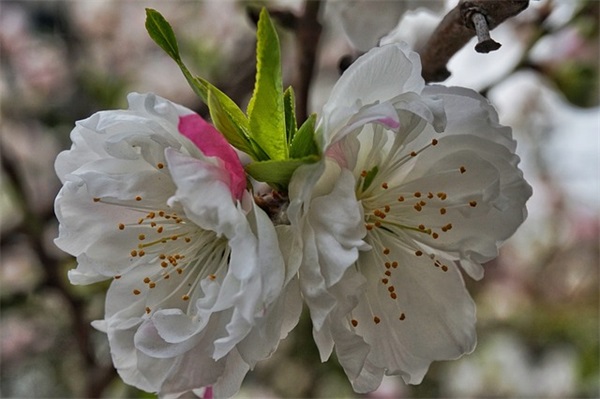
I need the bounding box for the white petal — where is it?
[320,44,424,142]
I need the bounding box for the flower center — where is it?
[92,193,230,315]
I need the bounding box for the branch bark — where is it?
[420,0,529,82]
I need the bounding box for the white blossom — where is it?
[55,93,301,397]
[288,43,532,392]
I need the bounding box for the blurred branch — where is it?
[293,1,323,123]
[420,0,530,82]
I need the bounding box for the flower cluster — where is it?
[54,10,531,399]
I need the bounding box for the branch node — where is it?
[462,5,501,53]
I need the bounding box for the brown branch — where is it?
[293,0,323,123]
[420,0,529,82]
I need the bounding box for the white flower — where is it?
[55,93,301,397]
[288,43,532,392]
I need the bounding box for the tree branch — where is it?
[293,0,323,123]
[420,0,529,82]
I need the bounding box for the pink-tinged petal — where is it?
[178,114,246,200]
[203,386,213,399]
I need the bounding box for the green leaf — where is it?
[247,8,287,160]
[245,155,320,190]
[206,86,256,158]
[289,113,319,159]
[145,9,180,62]
[145,9,209,101]
[283,87,297,145]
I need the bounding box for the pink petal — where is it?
[178,114,246,199]
[203,386,213,399]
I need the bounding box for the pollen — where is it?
[93,197,101,202]
[398,196,405,202]
[130,250,138,257]
[432,232,439,239]
[184,237,191,243]
[382,278,389,284]
[469,200,478,207]
[182,294,190,301]
[145,307,151,314]
[209,274,216,280]
[373,316,381,324]
[431,139,438,146]
[460,166,467,174]
[385,262,391,269]
[428,192,434,199]
[399,313,406,321]
[410,151,417,157]
[161,261,168,268]
[138,250,145,257]
[441,265,448,272]
[135,196,142,201]
[384,270,391,277]
[351,319,358,327]
[143,277,151,284]
[361,170,367,177]
[118,223,125,230]
[157,226,164,233]
[383,248,390,255]
[157,162,165,169]
[418,224,426,230]
[415,250,423,256]
[390,292,397,300]
[388,286,395,293]
[133,289,141,295]
[149,282,156,289]
[440,207,447,215]
[437,192,447,200]
[114,275,121,280]
[381,182,389,189]
[414,203,422,212]
[391,261,398,268]
[414,191,422,198]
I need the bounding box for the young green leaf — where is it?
[245,155,320,190]
[283,87,297,145]
[206,86,256,158]
[145,9,180,62]
[289,113,319,159]
[246,8,287,160]
[145,8,209,101]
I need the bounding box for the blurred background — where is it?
[0,0,598,398]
